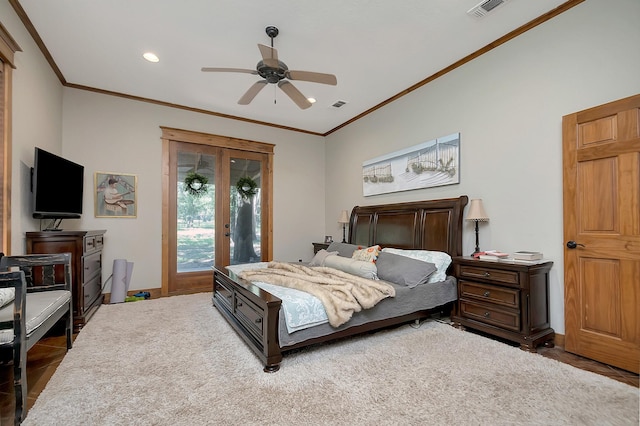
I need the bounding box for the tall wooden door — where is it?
[562,94,640,373]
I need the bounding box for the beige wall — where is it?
[325,0,640,334]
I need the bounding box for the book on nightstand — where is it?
[478,255,501,261]
[477,251,509,261]
[513,251,543,261]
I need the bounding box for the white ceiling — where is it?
[17,0,569,135]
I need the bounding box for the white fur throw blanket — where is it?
[238,262,395,327]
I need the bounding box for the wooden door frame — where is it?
[0,25,21,255]
[160,127,274,297]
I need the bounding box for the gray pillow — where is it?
[376,251,437,288]
[309,249,339,266]
[323,255,378,280]
[326,242,361,258]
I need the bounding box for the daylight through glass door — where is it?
[229,157,262,265]
[176,150,215,272]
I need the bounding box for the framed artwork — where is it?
[362,133,460,196]
[95,172,137,218]
[324,235,333,243]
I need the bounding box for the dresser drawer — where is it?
[94,234,104,250]
[235,294,264,340]
[84,235,97,253]
[459,300,520,332]
[83,274,102,309]
[459,265,519,287]
[459,280,519,309]
[82,251,102,282]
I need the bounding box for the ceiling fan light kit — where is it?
[202,26,337,109]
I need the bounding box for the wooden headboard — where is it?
[348,196,468,257]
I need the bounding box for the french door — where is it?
[161,128,273,296]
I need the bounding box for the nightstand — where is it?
[451,256,554,352]
[312,242,330,254]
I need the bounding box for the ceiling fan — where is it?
[201,26,337,110]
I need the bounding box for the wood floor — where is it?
[0,326,638,424]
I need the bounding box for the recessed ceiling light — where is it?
[307,97,317,104]
[143,52,159,63]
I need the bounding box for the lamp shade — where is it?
[466,199,489,221]
[338,210,349,224]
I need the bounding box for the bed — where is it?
[212,195,468,372]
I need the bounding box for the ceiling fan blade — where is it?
[258,44,279,68]
[278,80,312,109]
[238,80,268,105]
[201,67,258,75]
[286,70,337,86]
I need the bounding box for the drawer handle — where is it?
[255,318,262,324]
[483,311,491,318]
[237,302,243,307]
[483,272,490,277]
[483,291,490,297]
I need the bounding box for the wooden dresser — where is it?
[26,230,106,330]
[451,256,554,351]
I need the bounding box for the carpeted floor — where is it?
[23,293,639,425]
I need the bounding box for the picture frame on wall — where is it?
[362,133,460,196]
[95,172,137,218]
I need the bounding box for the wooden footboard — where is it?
[213,268,283,372]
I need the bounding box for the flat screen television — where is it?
[32,147,84,220]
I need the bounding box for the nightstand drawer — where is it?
[459,265,519,287]
[459,300,520,332]
[459,280,519,309]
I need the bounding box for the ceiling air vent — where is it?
[467,0,510,18]
[331,100,348,108]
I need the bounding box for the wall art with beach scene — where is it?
[362,133,460,196]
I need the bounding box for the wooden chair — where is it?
[0,253,73,425]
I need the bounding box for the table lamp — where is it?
[466,199,489,256]
[338,210,350,243]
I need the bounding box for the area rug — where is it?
[24,293,638,425]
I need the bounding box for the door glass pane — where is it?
[229,157,261,265]
[176,151,215,272]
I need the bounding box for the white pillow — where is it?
[381,248,452,283]
[323,255,378,280]
[0,288,15,309]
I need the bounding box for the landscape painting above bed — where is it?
[212,196,468,372]
[362,133,460,196]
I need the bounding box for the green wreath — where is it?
[236,176,258,200]
[184,172,209,196]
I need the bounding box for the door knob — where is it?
[566,240,585,249]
